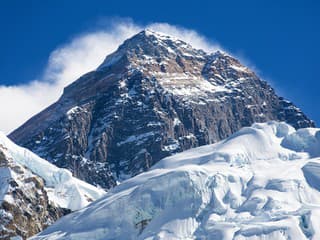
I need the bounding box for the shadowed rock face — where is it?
[9,30,315,189]
[0,148,69,240]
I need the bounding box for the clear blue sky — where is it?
[0,0,319,125]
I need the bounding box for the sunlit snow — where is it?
[31,121,320,239]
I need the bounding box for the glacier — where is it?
[31,121,320,240]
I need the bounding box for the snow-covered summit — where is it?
[143,29,179,40]
[32,121,320,240]
[138,29,183,43]
[97,29,209,70]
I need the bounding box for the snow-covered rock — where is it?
[0,145,67,239]
[0,132,105,211]
[32,122,320,240]
[0,132,105,239]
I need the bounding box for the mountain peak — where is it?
[10,29,314,190]
[138,29,182,42]
[97,29,208,70]
[133,29,184,43]
[137,29,168,38]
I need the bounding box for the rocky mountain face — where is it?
[9,30,315,189]
[0,145,68,240]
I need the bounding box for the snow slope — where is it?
[0,132,105,211]
[32,122,320,239]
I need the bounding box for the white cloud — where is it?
[0,20,221,134]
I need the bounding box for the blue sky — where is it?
[0,0,319,132]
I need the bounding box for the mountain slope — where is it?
[0,133,105,239]
[9,30,315,188]
[0,147,66,239]
[32,122,320,240]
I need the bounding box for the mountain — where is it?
[9,30,315,189]
[31,122,320,240]
[0,132,105,239]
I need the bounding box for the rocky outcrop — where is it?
[9,30,315,189]
[0,146,69,240]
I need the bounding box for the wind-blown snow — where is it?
[32,122,320,239]
[0,133,105,211]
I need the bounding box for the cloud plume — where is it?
[0,20,220,134]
